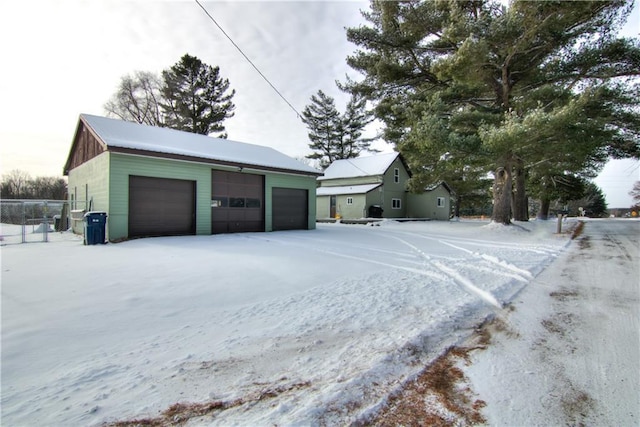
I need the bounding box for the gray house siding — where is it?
[407,184,452,220]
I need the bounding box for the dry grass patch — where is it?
[105,381,310,427]
[550,289,580,301]
[571,221,585,240]
[370,346,486,427]
[367,317,513,426]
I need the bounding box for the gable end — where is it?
[64,118,107,175]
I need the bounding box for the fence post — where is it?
[43,200,48,243]
[21,201,26,243]
[556,213,562,234]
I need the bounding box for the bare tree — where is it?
[1,169,32,198]
[630,181,640,209]
[30,177,67,200]
[104,71,164,126]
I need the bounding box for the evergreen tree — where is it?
[104,71,164,127]
[302,90,375,169]
[161,54,235,137]
[345,0,640,225]
[572,182,608,217]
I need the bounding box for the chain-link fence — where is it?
[0,199,86,244]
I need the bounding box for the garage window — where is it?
[229,197,246,208]
[246,198,261,208]
[392,198,401,209]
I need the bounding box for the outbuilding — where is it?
[63,114,321,241]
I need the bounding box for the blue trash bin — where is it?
[83,211,108,245]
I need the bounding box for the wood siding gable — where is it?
[64,119,107,175]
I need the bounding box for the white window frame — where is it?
[437,197,446,208]
[394,168,400,183]
[392,198,402,209]
[346,197,353,205]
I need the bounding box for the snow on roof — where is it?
[80,114,321,175]
[318,152,400,180]
[316,183,382,196]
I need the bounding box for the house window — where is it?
[437,197,446,208]
[392,198,401,209]
[394,168,400,183]
[347,197,353,205]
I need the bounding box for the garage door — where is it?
[129,176,196,238]
[211,170,264,234]
[272,187,308,231]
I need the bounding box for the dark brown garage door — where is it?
[211,170,264,234]
[129,176,196,238]
[272,187,308,231]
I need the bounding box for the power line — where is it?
[194,0,302,119]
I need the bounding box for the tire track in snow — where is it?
[436,240,533,281]
[250,230,523,312]
[243,235,445,281]
[386,235,503,310]
[385,229,536,282]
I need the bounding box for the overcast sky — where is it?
[1,0,638,207]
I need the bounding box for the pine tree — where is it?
[345,0,640,225]
[161,54,235,137]
[302,90,375,169]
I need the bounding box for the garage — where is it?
[129,175,196,237]
[65,114,321,241]
[211,170,265,234]
[272,187,308,231]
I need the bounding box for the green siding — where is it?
[108,154,213,240]
[67,153,318,240]
[335,194,367,219]
[380,158,410,218]
[265,173,317,231]
[365,188,384,216]
[67,152,110,235]
[407,184,451,220]
[319,176,382,186]
[316,196,330,219]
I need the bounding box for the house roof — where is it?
[316,183,382,196]
[425,181,455,195]
[318,152,404,181]
[65,114,321,176]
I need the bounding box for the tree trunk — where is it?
[537,197,551,220]
[512,159,528,221]
[491,160,513,225]
[454,195,461,218]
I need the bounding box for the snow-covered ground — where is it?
[1,218,637,426]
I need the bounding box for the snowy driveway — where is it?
[2,220,572,426]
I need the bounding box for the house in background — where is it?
[406,181,454,221]
[64,114,322,241]
[316,152,452,221]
